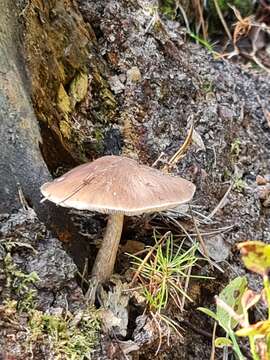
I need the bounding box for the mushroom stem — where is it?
[91,213,124,283]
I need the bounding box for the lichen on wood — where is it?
[22,0,118,171]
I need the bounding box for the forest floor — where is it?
[1,1,270,359]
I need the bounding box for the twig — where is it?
[210,321,217,360]
[180,249,194,311]
[151,312,164,355]
[152,152,166,168]
[80,258,89,289]
[164,123,194,172]
[144,6,160,35]
[17,183,30,211]
[213,0,232,41]
[131,231,171,285]
[181,320,212,338]
[177,3,191,33]
[166,215,224,273]
[175,225,234,237]
[205,183,233,221]
[194,0,207,40]
[246,53,270,74]
[190,209,211,265]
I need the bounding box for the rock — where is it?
[205,234,230,262]
[256,175,268,185]
[126,66,142,83]
[108,75,125,93]
[0,209,84,311]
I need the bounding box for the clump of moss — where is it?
[28,307,100,359]
[0,238,100,359]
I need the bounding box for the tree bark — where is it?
[0,0,91,268]
[0,0,50,214]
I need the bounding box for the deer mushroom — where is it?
[40,155,196,284]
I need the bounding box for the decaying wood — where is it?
[0,0,90,268]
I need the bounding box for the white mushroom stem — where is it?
[91,213,124,282]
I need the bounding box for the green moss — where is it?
[0,239,100,359]
[4,254,39,312]
[89,128,104,154]
[159,0,177,19]
[59,120,72,139]
[201,79,214,94]
[29,308,100,359]
[57,84,72,114]
[69,71,89,108]
[92,69,118,123]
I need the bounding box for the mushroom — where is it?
[41,155,196,285]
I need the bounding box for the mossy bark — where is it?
[22,0,118,172]
[0,0,91,268]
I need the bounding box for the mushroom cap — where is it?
[41,155,196,216]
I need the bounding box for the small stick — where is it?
[17,183,29,211]
[210,321,217,360]
[180,253,193,311]
[213,0,232,41]
[206,183,233,221]
[164,123,194,172]
[181,320,212,338]
[191,210,211,263]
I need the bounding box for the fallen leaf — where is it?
[238,241,270,276]
[236,320,270,337]
[192,128,206,151]
[241,289,261,311]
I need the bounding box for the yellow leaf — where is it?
[236,320,270,337]
[238,241,270,276]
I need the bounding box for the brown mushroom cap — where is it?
[41,155,196,216]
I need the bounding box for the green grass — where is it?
[129,232,203,312]
[187,32,219,56]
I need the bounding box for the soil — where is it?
[1,0,270,359]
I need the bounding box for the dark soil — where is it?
[1,0,270,359]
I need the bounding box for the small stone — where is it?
[192,128,206,151]
[256,175,267,185]
[205,234,230,262]
[108,75,125,94]
[218,105,235,121]
[108,34,115,42]
[258,184,270,200]
[126,66,142,83]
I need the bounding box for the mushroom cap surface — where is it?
[41,155,196,216]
